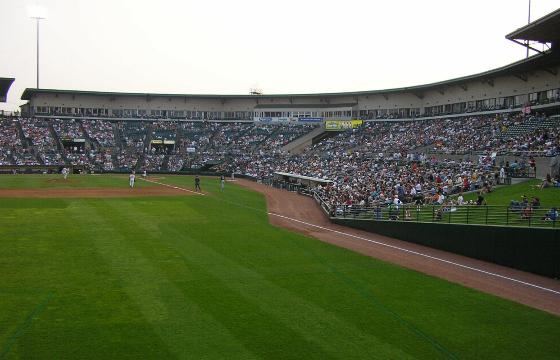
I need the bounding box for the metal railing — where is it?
[257,178,559,228]
[325,201,558,228]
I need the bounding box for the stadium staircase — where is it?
[79,120,98,151]
[281,125,326,154]
[48,122,68,164]
[174,127,184,153]
[111,148,119,169]
[162,155,170,171]
[112,122,125,150]
[14,121,30,147]
[136,123,154,171]
[143,122,153,149]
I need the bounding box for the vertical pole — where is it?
[506,207,509,226]
[485,206,489,225]
[36,18,40,88]
[526,0,531,58]
[466,206,469,224]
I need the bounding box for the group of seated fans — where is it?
[0,113,558,206]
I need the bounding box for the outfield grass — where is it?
[0,174,559,359]
[462,179,558,206]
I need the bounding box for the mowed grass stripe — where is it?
[175,190,455,358]
[70,198,259,359]
[0,292,53,359]
[100,199,401,359]
[0,198,173,359]
[148,217,423,358]
[107,194,453,358]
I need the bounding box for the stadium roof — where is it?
[506,8,560,43]
[274,172,332,184]
[21,50,560,101]
[0,78,15,102]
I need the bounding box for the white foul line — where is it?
[268,212,560,296]
[139,178,205,195]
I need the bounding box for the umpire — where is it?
[195,175,201,192]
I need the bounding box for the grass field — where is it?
[462,179,558,206]
[0,174,158,189]
[0,174,559,359]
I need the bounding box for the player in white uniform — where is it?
[129,171,136,188]
[220,175,225,192]
[62,167,69,180]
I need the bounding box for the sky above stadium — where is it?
[1,0,559,111]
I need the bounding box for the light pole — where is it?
[28,5,46,89]
[526,0,531,58]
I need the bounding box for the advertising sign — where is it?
[324,120,363,131]
[297,117,324,123]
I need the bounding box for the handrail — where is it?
[326,200,558,228]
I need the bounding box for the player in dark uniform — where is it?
[195,175,201,192]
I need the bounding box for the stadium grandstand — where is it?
[2,8,559,201]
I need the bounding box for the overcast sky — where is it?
[1,0,559,111]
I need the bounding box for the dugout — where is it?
[272,172,333,193]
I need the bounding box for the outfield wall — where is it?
[331,218,560,278]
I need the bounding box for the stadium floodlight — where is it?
[28,5,47,89]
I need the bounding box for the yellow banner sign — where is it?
[324,120,363,131]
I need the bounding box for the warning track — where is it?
[236,179,560,316]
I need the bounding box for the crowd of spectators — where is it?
[1,116,558,192]
[0,120,22,165]
[119,121,147,151]
[115,149,140,171]
[82,120,115,147]
[143,154,166,171]
[167,155,184,172]
[52,118,83,140]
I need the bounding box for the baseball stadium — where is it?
[1,3,560,359]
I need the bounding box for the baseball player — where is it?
[129,171,136,188]
[220,175,225,192]
[195,175,201,192]
[62,167,69,180]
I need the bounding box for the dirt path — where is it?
[237,179,560,316]
[0,186,194,198]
